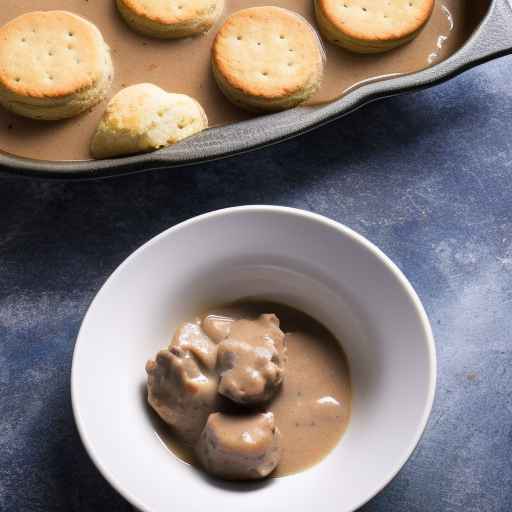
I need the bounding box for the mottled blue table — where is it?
[1,55,512,512]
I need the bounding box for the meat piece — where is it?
[216,314,286,405]
[201,314,235,343]
[146,347,219,443]
[170,320,218,370]
[196,412,282,480]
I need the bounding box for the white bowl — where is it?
[71,206,436,512]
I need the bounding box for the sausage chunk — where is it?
[201,314,235,343]
[146,346,219,443]
[217,314,286,405]
[171,320,218,370]
[196,412,282,480]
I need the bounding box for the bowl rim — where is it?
[3,0,512,179]
[71,205,437,512]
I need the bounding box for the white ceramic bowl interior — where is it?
[72,206,436,512]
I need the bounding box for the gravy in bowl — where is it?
[149,301,351,478]
[0,0,490,161]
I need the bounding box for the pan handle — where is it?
[460,0,512,65]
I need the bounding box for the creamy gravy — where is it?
[0,1,490,161]
[153,301,351,477]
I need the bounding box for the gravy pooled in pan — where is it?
[0,0,490,161]
[146,301,351,479]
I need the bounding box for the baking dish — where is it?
[1,0,511,179]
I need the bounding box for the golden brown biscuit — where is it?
[314,0,435,53]
[0,11,113,120]
[90,83,208,159]
[212,7,325,112]
[117,0,224,38]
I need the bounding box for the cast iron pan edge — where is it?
[1,0,511,180]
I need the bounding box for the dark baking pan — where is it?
[1,0,511,179]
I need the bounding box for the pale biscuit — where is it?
[314,0,434,53]
[117,0,224,39]
[0,11,113,120]
[212,7,324,112]
[90,83,208,159]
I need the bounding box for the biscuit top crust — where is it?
[119,0,220,25]
[0,11,110,99]
[212,7,324,100]
[317,0,435,42]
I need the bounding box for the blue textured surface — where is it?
[1,56,512,512]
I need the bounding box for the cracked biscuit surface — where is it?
[90,83,208,159]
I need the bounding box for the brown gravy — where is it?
[153,301,351,477]
[0,0,490,161]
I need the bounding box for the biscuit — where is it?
[314,0,434,53]
[0,11,113,120]
[90,83,208,159]
[117,0,224,39]
[211,7,324,112]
